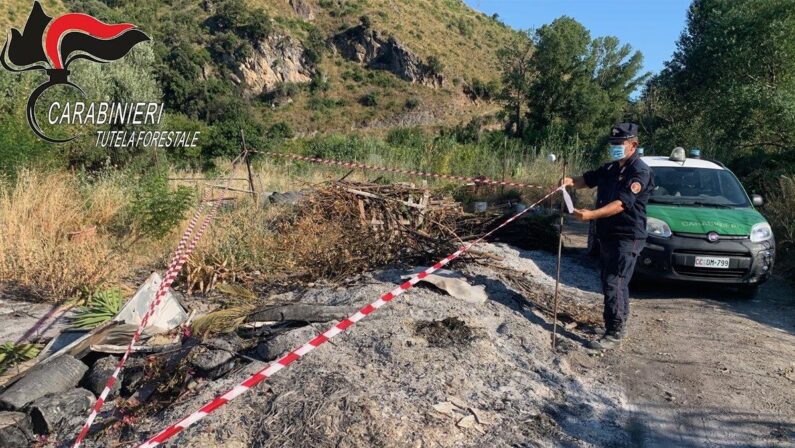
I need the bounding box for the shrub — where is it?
[309,72,331,93]
[404,97,420,110]
[267,82,302,101]
[359,91,379,107]
[308,95,346,111]
[359,15,372,28]
[469,78,500,100]
[386,127,428,148]
[427,55,444,74]
[765,175,795,281]
[129,172,195,240]
[455,17,473,37]
[304,26,326,65]
[267,122,295,140]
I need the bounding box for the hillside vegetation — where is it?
[2,0,516,137]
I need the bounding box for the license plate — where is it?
[694,256,730,269]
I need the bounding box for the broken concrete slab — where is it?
[115,272,188,333]
[402,268,488,305]
[0,411,34,447]
[0,355,88,410]
[28,388,94,435]
[82,356,121,397]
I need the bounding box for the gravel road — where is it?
[563,220,795,447]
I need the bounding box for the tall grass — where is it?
[0,168,195,301]
[270,129,588,194]
[0,171,122,299]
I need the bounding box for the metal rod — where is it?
[208,184,256,194]
[551,159,567,349]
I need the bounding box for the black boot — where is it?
[586,329,624,351]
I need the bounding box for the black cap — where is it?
[609,123,639,143]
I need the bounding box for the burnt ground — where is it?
[1,220,793,447]
[563,220,795,447]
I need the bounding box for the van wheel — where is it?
[737,285,759,300]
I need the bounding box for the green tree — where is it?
[521,17,647,153]
[639,0,795,169]
[497,30,534,137]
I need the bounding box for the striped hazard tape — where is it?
[134,185,568,448]
[260,150,547,190]
[72,153,247,448]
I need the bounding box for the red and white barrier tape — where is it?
[73,154,245,448]
[261,151,546,190]
[135,185,567,448]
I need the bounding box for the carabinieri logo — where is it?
[1,1,149,143]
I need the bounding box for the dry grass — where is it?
[0,170,122,300]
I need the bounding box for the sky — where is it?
[464,0,692,78]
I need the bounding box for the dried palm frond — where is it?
[191,304,257,337]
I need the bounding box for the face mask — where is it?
[609,145,625,161]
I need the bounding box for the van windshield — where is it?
[649,167,751,208]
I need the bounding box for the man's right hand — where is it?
[560,177,575,187]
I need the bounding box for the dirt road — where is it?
[563,221,795,447]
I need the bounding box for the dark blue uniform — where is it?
[583,152,654,334]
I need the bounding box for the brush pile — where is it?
[191,181,482,290]
[186,180,559,293]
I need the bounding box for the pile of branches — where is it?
[267,181,471,282]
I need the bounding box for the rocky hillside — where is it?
[244,0,521,133]
[1,0,519,135]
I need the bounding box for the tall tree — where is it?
[497,31,535,137]
[640,0,795,164]
[519,17,647,153]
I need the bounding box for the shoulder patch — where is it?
[630,181,642,194]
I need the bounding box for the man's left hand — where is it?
[573,208,594,221]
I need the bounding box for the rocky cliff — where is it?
[232,34,315,97]
[331,24,444,88]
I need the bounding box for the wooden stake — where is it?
[241,129,256,200]
[551,159,567,350]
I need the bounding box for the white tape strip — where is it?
[561,187,574,214]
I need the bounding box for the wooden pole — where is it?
[551,158,567,350]
[241,129,257,201]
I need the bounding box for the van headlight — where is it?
[647,217,672,238]
[750,222,773,243]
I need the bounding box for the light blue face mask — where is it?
[609,145,625,161]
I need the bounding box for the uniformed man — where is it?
[561,123,654,350]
